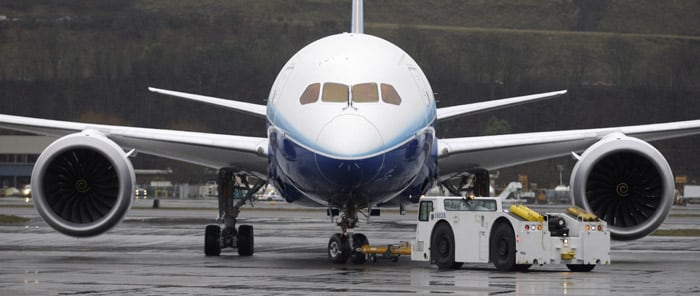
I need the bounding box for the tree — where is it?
[483,116,511,135]
[606,36,638,87]
[571,0,611,31]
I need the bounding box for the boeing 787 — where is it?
[0,0,698,268]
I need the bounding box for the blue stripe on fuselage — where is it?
[267,122,437,207]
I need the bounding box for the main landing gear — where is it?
[327,205,371,264]
[204,168,265,257]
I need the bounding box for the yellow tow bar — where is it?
[561,249,576,261]
[357,241,411,262]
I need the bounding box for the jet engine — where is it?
[570,133,674,241]
[31,131,135,237]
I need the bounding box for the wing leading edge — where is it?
[0,114,268,175]
[437,119,700,178]
[436,90,567,122]
[148,87,267,118]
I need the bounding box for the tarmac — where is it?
[1,198,699,295]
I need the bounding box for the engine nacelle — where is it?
[31,131,135,237]
[570,133,674,241]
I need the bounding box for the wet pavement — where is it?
[1,198,699,295]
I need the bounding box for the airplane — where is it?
[1,0,699,268]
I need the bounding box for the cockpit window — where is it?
[302,82,401,106]
[381,83,402,105]
[351,83,379,103]
[322,82,349,103]
[299,83,320,105]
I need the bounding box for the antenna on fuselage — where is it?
[351,0,364,34]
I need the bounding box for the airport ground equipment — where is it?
[683,185,700,204]
[408,196,610,271]
[357,241,412,262]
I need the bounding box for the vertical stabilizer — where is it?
[351,0,364,33]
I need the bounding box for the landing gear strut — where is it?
[204,168,265,257]
[327,205,370,264]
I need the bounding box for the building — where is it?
[0,136,55,188]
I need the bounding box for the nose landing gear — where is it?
[328,232,370,264]
[327,205,371,264]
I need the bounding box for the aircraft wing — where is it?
[437,119,700,178]
[148,87,267,118]
[436,90,567,121]
[0,114,268,175]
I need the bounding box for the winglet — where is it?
[148,87,267,118]
[436,90,567,122]
[351,0,364,34]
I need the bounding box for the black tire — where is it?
[237,225,254,256]
[369,254,377,263]
[567,264,595,272]
[204,225,221,256]
[491,222,516,271]
[350,233,369,264]
[431,222,460,270]
[513,264,532,272]
[328,233,350,264]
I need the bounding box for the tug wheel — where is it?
[491,222,516,271]
[431,222,461,269]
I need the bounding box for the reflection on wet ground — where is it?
[1,200,699,295]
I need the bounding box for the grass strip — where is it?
[0,214,30,224]
[652,229,700,237]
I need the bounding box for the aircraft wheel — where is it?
[350,233,369,264]
[566,264,595,272]
[328,233,350,264]
[431,222,459,270]
[204,225,221,256]
[491,222,516,271]
[237,225,254,256]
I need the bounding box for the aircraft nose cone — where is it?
[316,114,384,157]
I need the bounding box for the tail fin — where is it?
[351,0,363,33]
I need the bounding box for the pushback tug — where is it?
[356,196,610,272]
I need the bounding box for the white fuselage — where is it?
[265,33,438,207]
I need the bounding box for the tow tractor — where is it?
[356,196,610,272]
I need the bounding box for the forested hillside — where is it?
[1,0,699,186]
